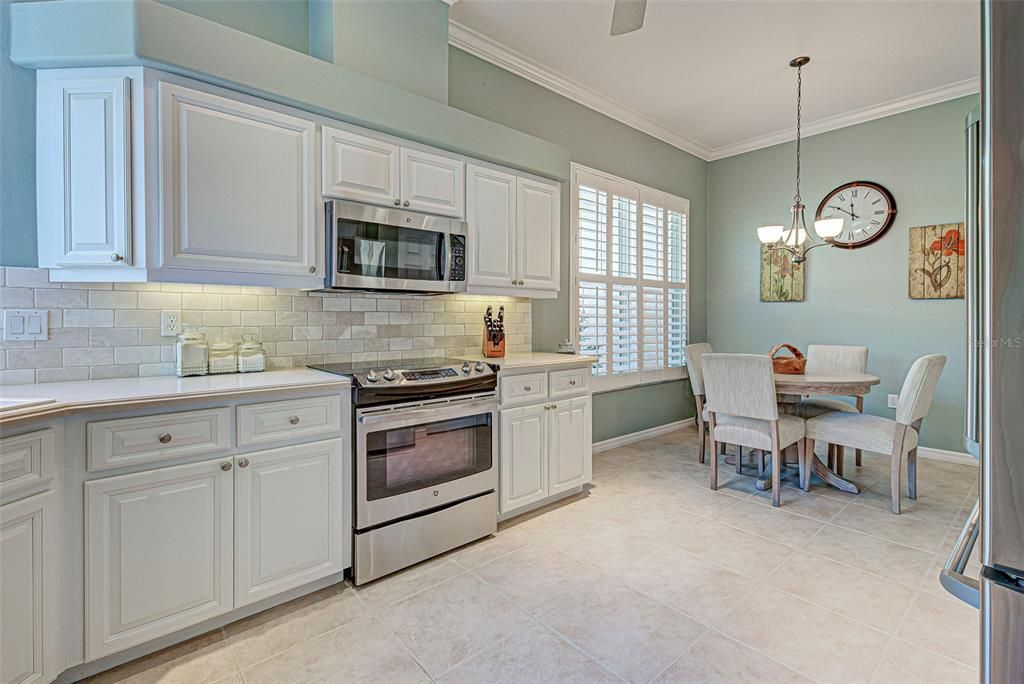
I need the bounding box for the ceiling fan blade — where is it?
[610,0,647,35]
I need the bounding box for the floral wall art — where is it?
[908,223,965,299]
[759,244,805,302]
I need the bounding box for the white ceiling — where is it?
[448,0,980,160]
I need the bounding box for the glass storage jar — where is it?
[237,334,266,373]
[208,341,237,374]
[175,328,208,377]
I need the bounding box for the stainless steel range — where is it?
[308,358,497,584]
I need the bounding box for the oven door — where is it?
[327,200,466,293]
[355,394,497,528]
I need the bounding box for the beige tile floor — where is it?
[83,426,980,684]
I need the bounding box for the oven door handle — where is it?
[357,399,498,427]
[940,498,980,608]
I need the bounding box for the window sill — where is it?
[591,368,689,395]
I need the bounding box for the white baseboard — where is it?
[592,419,694,453]
[917,447,978,466]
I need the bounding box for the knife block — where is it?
[482,335,505,358]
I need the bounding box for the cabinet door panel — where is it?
[499,404,548,514]
[548,396,592,495]
[234,440,345,607]
[1,492,55,684]
[159,83,317,279]
[400,147,465,217]
[86,459,233,658]
[516,178,561,291]
[38,75,133,268]
[466,165,516,289]
[322,126,400,206]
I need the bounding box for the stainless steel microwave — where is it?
[325,200,467,294]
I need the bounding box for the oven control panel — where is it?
[401,368,459,382]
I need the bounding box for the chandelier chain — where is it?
[794,63,802,205]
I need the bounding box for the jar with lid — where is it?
[237,334,266,373]
[208,341,238,375]
[175,327,208,377]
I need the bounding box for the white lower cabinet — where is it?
[1,491,57,684]
[499,395,592,517]
[85,459,234,659]
[234,440,345,607]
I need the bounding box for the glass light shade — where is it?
[783,227,808,247]
[757,225,785,244]
[814,218,844,239]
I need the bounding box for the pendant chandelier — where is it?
[757,56,842,263]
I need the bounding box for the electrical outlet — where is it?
[161,310,182,336]
[887,393,899,409]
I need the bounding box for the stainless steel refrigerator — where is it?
[942,2,1024,680]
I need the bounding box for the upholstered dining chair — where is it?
[685,342,713,464]
[796,344,869,471]
[702,353,806,507]
[803,354,946,514]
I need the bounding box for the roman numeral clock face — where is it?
[815,181,897,249]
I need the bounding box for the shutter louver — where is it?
[611,284,638,374]
[642,287,665,370]
[578,281,608,375]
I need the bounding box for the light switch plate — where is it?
[887,394,899,409]
[4,309,49,341]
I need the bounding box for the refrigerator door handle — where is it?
[941,498,981,608]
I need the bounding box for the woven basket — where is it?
[769,343,807,374]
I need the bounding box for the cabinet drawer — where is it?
[549,367,590,398]
[499,372,547,406]
[87,408,231,472]
[237,395,341,448]
[1,429,56,503]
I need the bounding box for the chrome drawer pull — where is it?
[238,458,249,468]
[289,416,300,425]
[523,386,532,392]
[220,462,232,471]
[158,433,172,444]
[569,380,577,386]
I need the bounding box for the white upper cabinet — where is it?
[321,126,400,207]
[37,72,135,270]
[400,147,465,217]
[465,166,561,297]
[466,165,516,288]
[158,82,318,281]
[321,127,465,218]
[516,177,561,291]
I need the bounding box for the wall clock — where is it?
[815,181,897,249]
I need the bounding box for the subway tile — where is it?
[114,282,161,291]
[222,294,260,310]
[63,309,115,328]
[292,296,323,312]
[276,341,308,356]
[365,337,390,352]
[35,288,88,308]
[241,311,276,327]
[5,267,52,288]
[202,284,241,294]
[322,297,352,312]
[276,311,307,326]
[308,311,338,325]
[63,347,114,367]
[0,369,35,385]
[203,310,241,327]
[266,356,295,370]
[36,367,91,383]
[137,292,182,309]
[115,309,161,327]
[35,328,91,349]
[7,349,63,369]
[115,346,162,364]
[351,298,377,312]
[292,326,323,341]
[323,325,354,340]
[258,295,292,311]
[89,327,140,348]
[388,312,412,324]
[139,362,175,377]
[0,288,35,307]
[257,326,294,342]
[308,340,338,354]
[377,299,401,312]
[88,291,138,309]
[91,364,139,380]
[389,338,413,351]
[351,326,377,339]
[138,329,171,346]
[181,293,223,309]
[337,339,365,353]
[365,312,390,325]
[162,282,204,293]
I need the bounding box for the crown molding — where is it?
[448,20,714,161]
[707,77,981,160]
[448,20,980,163]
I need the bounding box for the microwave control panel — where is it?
[450,235,466,282]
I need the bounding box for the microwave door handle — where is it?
[439,232,449,282]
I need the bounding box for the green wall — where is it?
[0,0,36,267]
[448,46,706,442]
[156,0,310,54]
[707,96,976,451]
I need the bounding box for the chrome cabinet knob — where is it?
[569,380,576,386]
[158,433,172,444]
[289,416,300,425]
[394,198,401,205]
[403,200,410,207]
[238,458,249,468]
[517,280,525,285]
[524,386,532,392]
[220,462,232,471]
[111,253,124,262]
[309,266,316,273]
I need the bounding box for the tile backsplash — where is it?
[0,268,532,385]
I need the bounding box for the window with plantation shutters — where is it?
[572,164,688,390]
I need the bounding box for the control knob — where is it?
[383,368,397,382]
[365,369,380,383]
[462,362,471,375]
[474,362,486,373]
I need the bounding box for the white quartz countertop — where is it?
[457,352,598,370]
[0,369,350,426]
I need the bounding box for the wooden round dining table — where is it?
[754,370,881,495]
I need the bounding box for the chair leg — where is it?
[710,438,719,490]
[735,445,743,474]
[890,424,908,514]
[770,427,782,507]
[698,425,706,464]
[855,397,864,466]
[836,446,845,477]
[797,438,809,492]
[757,449,766,477]
[720,442,726,455]
[908,447,918,499]
[827,443,835,470]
